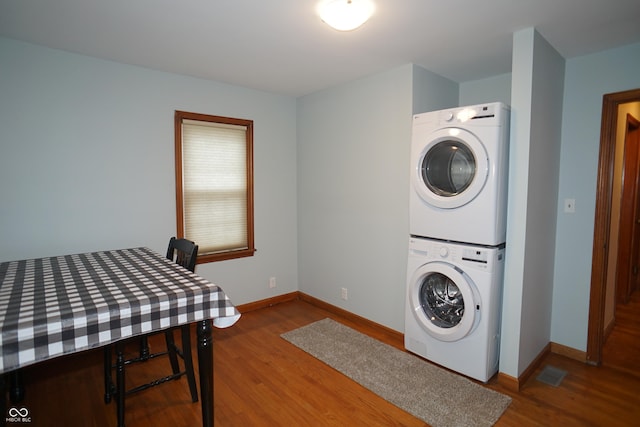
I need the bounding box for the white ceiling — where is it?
[1,0,640,97]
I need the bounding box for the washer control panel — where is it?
[409,236,504,271]
[462,248,488,264]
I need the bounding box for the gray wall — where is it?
[0,37,299,305]
[552,41,640,349]
[298,64,414,331]
[500,28,565,377]
[3,32,640,379]
[460,73,512,106]
[412,64,459,114]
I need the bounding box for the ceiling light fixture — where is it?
[318,0,375,32]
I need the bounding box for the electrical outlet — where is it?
[341,287,348,300]
[269,277,276,289]
[564,198,576,213]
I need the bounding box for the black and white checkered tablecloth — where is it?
[0,247,241,374]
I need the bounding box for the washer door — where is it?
[412,128,489,209]
[408,261,479,342]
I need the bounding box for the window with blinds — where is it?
[174,111,255,263]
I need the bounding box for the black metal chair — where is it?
[104,237,199,425]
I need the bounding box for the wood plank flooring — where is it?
[8,295,640,426]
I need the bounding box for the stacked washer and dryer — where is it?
[405,102,510,382]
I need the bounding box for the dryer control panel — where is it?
[412,102,510,131]
[438,102,507,125]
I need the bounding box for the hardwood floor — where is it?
[9,296,640,426]
[602,290,640,376]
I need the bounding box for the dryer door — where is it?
[408,261,480,342]
[412,127,489,209]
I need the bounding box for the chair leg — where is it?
[104,346,113,404]
[181,324,198,402]
[139,336,150,360]
[115,343,125,427]
[105,326,198,425]
[164,330,181,376]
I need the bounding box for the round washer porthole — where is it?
[409,262,478,342]
[412,128,489,209]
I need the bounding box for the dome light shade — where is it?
[319,0,375,31]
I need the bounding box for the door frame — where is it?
[587,88,640,365]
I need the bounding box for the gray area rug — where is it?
[281,318,511,427]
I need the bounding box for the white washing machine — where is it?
[404,236,504,382]
[410,102,510,246]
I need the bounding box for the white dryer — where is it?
[410,102,510,246]
[404,236,505,382]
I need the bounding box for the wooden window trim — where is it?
[174,110,255,263]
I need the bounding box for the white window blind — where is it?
[181,119,248,255]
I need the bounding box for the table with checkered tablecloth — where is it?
[0,247,241,426]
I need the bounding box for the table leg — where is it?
[196,320,213,427]
[9,370,24,403]
[1,374,6,427]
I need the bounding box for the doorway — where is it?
[616,113,640,304]
[587,88,640,365]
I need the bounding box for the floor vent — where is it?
[536,365,567,387]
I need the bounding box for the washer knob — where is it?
[444,112,454,122]
[439,247,449,257]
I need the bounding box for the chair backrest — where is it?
[166,237,199,272]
